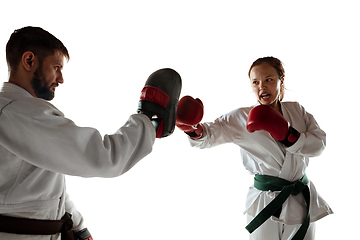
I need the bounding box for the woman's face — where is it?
[249,62,284,112]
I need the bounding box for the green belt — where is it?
[246,174,310,240]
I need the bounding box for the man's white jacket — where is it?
[0,82,156,239]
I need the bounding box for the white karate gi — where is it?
[189,101,333,239]
[0,83,156,240]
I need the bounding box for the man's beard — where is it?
[30,66,56,101]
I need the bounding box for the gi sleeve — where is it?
[189,108,246,149]
[65,192,85,233]
[286,104,326,157]
[0,98,156,178]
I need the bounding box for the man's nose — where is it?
[57,71,64,84]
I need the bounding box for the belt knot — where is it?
[246,174,310,240]
[291,178,307,196]
[60,213,74,240]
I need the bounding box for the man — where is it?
[0,26,181,240]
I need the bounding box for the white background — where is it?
[0,0,358,239]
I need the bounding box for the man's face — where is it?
[31,51,64,100]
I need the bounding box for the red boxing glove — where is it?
[176,96,204,138]
[246,105,300,147]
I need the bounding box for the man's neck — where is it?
[8,74,36,98]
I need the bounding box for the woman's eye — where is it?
[266,78,272,82]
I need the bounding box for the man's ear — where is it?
[21,51,36,71]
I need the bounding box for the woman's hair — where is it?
[6,26,69,72]
[248,56,285,101]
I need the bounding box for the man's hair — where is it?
[6,26,69,72]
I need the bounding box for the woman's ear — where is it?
[21,51,36,71]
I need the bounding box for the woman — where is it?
[176,57,333,240]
